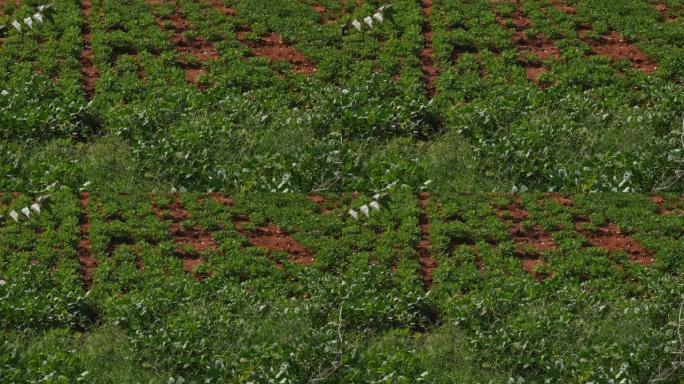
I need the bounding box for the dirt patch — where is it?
[237,29,316,74]
[148,1,219,85]
[78,193,97,289]
[650,194,681,215]
[417,192,437,288]
[233,217,314,266]
[550,0,576,15]
[495,6,560,83]
[151,195,216,279]
[578,30,657,73]
[313,4,327,14]
[654,3,677,21]
[208,0,235,16]
[80,0,98,99]
[575,219,654,265]
[210,193,234,207]
[308,194,334,214]
[420,0,439,98]
[495,198,558,255]
[548,192,574,207]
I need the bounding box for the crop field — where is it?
[0,0,682,193]
[2,0,684,382]
[0,191,683,382]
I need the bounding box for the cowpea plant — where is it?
[0,3,54,36]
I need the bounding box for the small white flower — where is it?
[373,12,384,23]
[9,210,19,222]
[33,13,44,23]
[0,90,7,96]
[0,279,6,286]
[11,20,21,32]
[351,19,362,32]
[21,207,30,218]
[30,203,41,214]
[363,16,373,28]
[369,201,381,211]
[349,209,358,220]
[24,17,33,29]
[360,204,370,218]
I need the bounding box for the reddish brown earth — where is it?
[650,195,682,215]
[420,0,439,97]
[233,217,315,266]
[494,198,557,277]
[313,4,327,15]
[151,196,216,278]
[80,0,98,99]
[578,30,657,73]
[550,0,657,72]
[575,219,654,265]
[417,193,437,288]
[550,0,576,15]
[237,29,316,74]
[78,193,97,289]
[210,193,234,207]
[496,199,558,254]
[148,1,219,85]
[654,3,677,21]
[548,193,574,207]
[208,0,235,16]
[308,194,334,214]
[495,5,560,82]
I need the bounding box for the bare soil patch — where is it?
[548,192,574,207]
[233,217,315,266]
[151,195,216,278]
[578,30,657,73]
[495,5,560,83]
[80,0,98,99]
[654,3,677,21]
[78,193,97,289]
[420,0,439,97]
[148,1,219,85]
[417,193,437,288]
[575,219,654,265]
[550,0,576,15]
[237,29,316,74]
[208,0,235,16]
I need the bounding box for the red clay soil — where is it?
[78,193,97,289]
[233,217,315,266]
[578,30,657,73]
[495,5,560,83]
[650,194,681,215]
[417,193,437,288]
[208,0,235,16]
[420,0,439,98]
[550,0,657,72]
[575,219,654,265]
[308,194,334,214]
[80,0,98,99]
[496,198,558,254]
[549,0,576,15]
[210,193,234,207]
[237,29,316,74]
[548,192,574,207]
[148,1,219,84]
[151,196,216,278]
[654,3,677,21]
